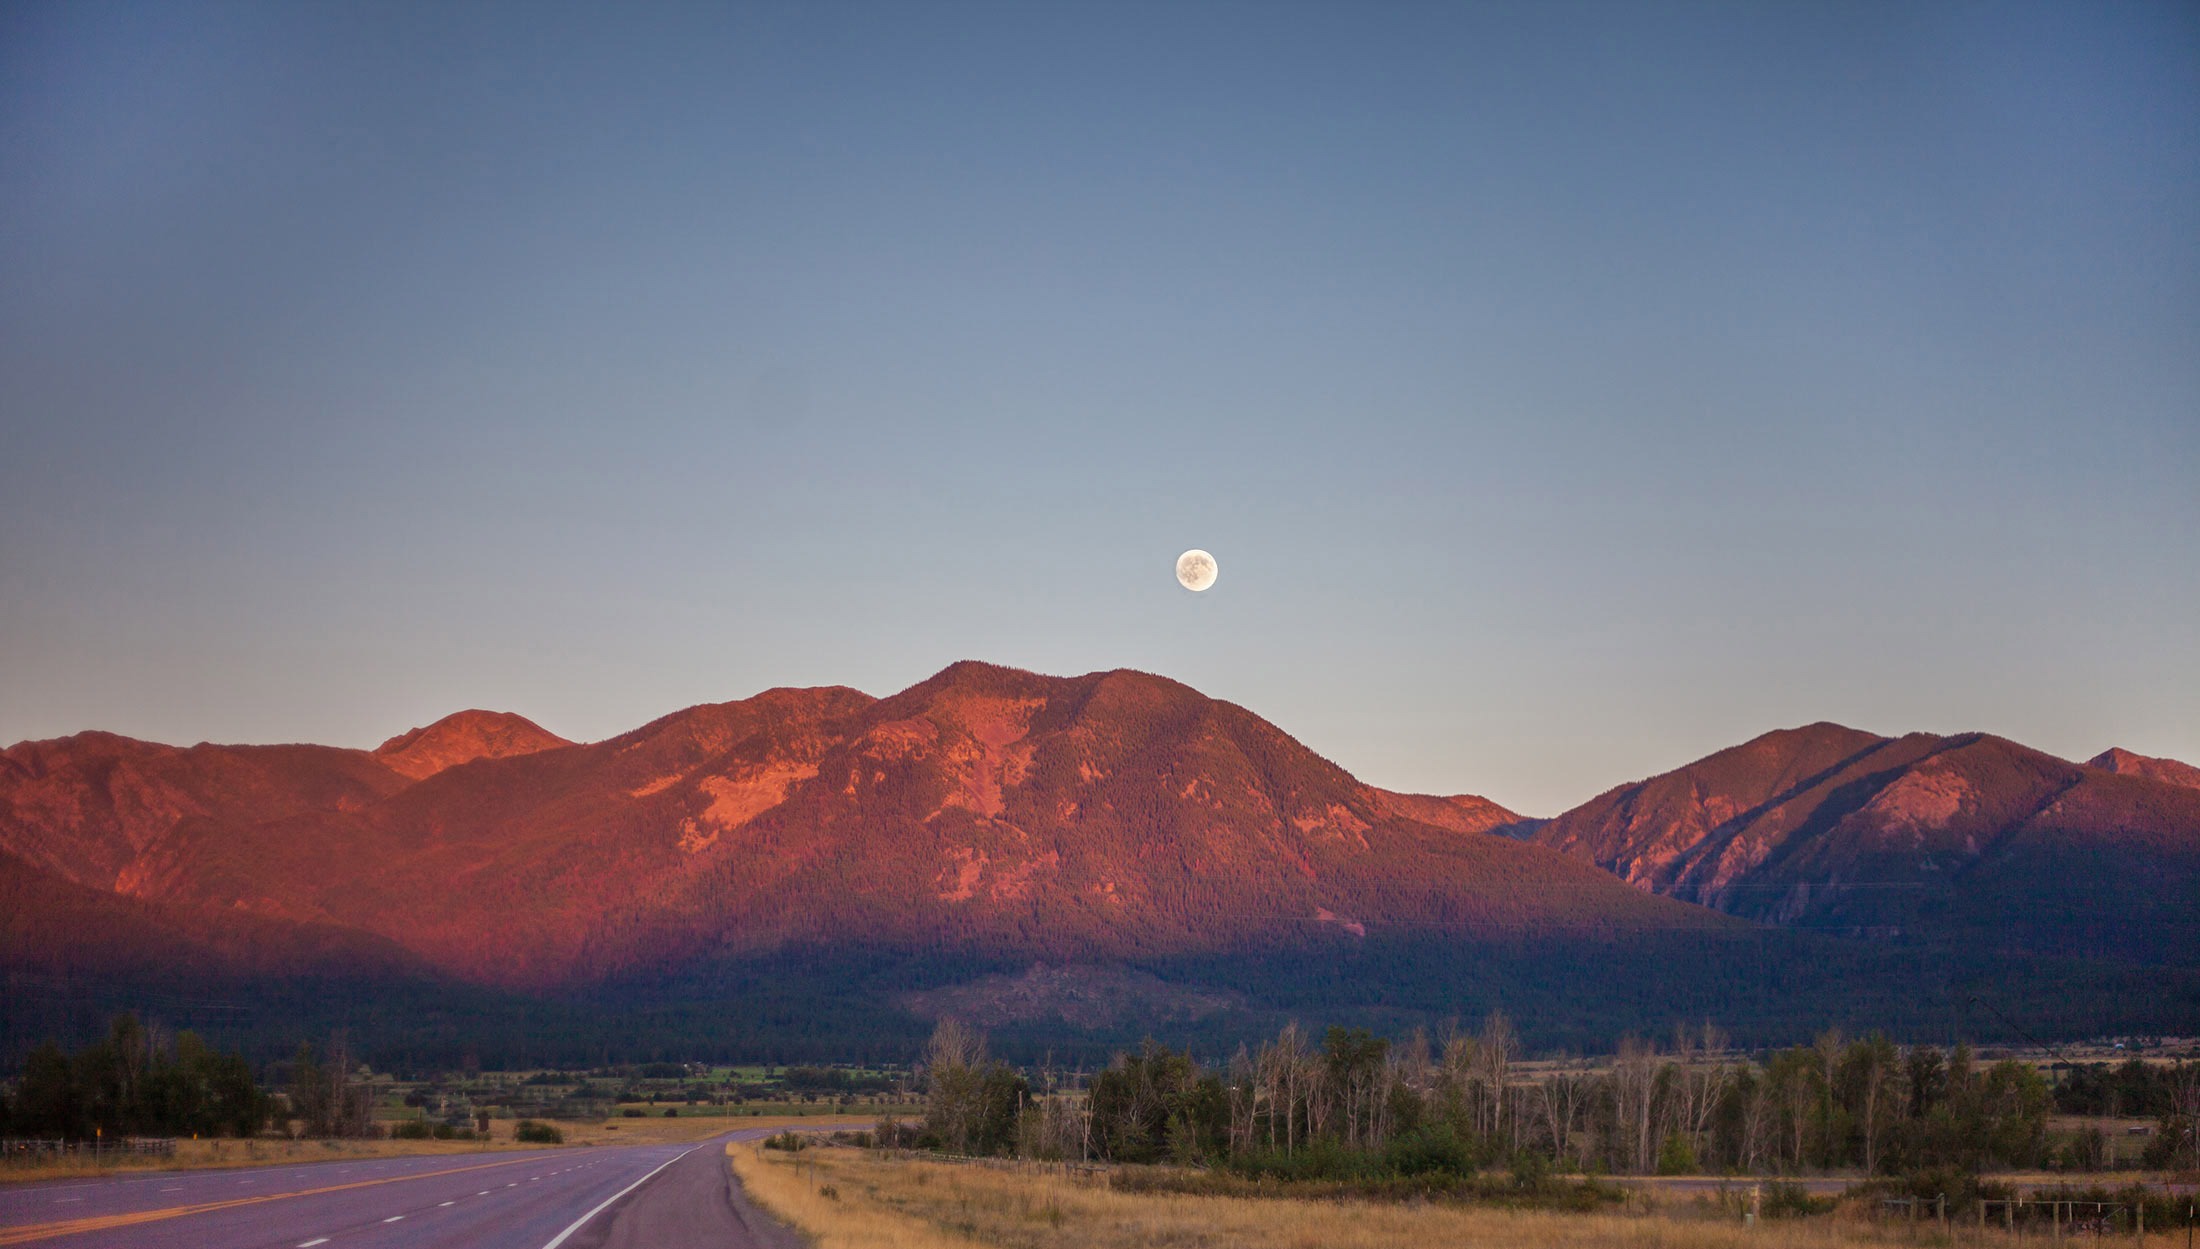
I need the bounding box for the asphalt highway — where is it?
[0,1128,803,1249]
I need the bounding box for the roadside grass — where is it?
[606,1100,922,1120]
[0,1136,518,1185]
[728,1145,2039,1249]
[560,1113,875,1147]
[0,1114,875,1185]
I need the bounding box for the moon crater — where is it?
[1175,549,1218,592]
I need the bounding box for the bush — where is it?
[1383,1124,1474,1178]
[514,1120,563,1144]
[1508,1149,1551,1191]
[663,1108,678,1117]
[389,1120,434,1140]
[2142,1116,2195,1171]
[763,1130,809,1152]
[1854,1168,1987,1220]
[1762,1180,1834,1219]
[1656,1133,1698,1175]
[1226,1136,1375,1182]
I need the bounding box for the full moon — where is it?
[1175,549,1218,592]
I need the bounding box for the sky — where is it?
[2,2,2195,816]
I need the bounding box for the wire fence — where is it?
[0,1137,178,1163]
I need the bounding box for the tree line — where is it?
[0,1015,392,1142]
[0,1015,266,1140]
[921,1015,2200,1178]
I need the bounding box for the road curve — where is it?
[0,1127,805,1249]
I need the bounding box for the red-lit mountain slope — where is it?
[2089,747,2200,793]
[1533,725,2200,963]
[0,847,429,982]
[0,733,410,891]
[6,663,1712,990]
[372,710,572,780]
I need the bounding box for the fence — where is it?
[1,1138,178,1163]
[1881,1193,2181,1242]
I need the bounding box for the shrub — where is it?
[389,1120,434,1140]
[1762,1180,1834,1219]
[514,1120,563,1144]
[1508,1148,1551,1191]
[763,1130,809,1152]
[1656,1133,1698,1175]
[1383,1124,1474,1178]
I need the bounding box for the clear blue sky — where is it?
[3,1,2195,815]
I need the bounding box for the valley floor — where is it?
[728,1143,2033,1249]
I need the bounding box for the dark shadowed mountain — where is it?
[1533,724,2200,965]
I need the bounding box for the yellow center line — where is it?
[0,1155,542,1245]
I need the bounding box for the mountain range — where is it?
[1529,724,2200,966]
[4,661,2195,1062]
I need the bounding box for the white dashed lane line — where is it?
[298,1240,329,1247]
[384,1213,405,1222]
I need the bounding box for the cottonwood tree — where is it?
[290,1035,372,1138]
[1840,1032,1900,1174]
[920,1018,1024,1156]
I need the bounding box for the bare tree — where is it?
[1538,1069,1589,1165]
[1611,1037,1660,1173]
[1812,1029,1844,1168]
[1476,1011,1517,1143]
[1225,1044,1258,1157]
[1259,1023,1312,1155]
[922,1018,986,1153]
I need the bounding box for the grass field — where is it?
[0,1114,874,1185]
[728,1144,2075,1249]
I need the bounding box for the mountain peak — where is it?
[2088,747,2200,792]
[372,710,571,780]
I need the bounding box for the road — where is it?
[0,1128,804,1249]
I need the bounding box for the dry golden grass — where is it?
[559,1113,873,1146]
[0,1114,874,1185]
[0,1135,518,1185]
[729,1146,2037,1249]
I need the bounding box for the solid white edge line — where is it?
[537,1146,698,1249]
